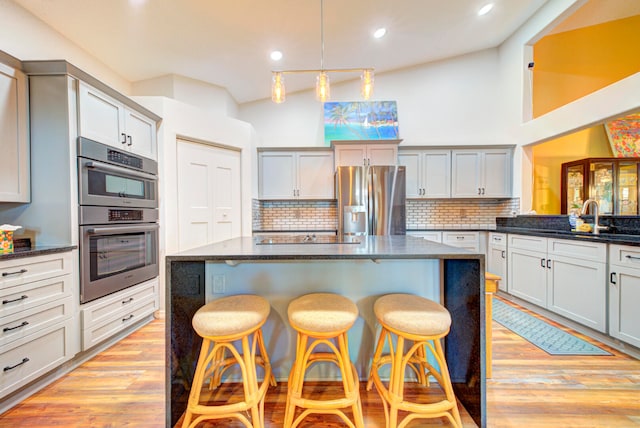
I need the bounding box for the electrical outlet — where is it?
[213,275,226,294]
[460,208,467,218]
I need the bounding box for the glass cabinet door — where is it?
[617,162,638,215]
[589,162,614,214]
[566,164,584,212]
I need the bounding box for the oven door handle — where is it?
[85,160,158,181]
[86,224,159,235]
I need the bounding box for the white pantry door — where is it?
[177,139,241,251]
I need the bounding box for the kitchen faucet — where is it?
[580,199,608,234]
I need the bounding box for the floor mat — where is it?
[492,299,611,356]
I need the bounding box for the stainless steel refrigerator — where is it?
[336,165,406,236]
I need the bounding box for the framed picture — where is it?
[605,112,640,157]
[323,101,399,144]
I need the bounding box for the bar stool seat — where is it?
[182,294,276,428]
[284,293,364,428]
[367,293,462,428]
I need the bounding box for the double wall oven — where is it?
[78,137,159,304]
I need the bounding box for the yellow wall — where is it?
[532,125,612,214]
[533,15,640,118]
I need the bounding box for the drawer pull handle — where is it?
[122,314,134,322]
[2,295,28,305]
[2,269,27,277]
[456,236,464,240]
[625,255,640,261]
[4,357,29,372]
[3,321,29,332]
[122,297,134,305]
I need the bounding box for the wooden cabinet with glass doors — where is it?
[561,158,639,215]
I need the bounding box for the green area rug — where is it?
[492,299,611,356]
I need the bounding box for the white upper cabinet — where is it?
[398,149,450,198]
[78,82,157,160]
[333,141,398,168]
[0,62,29,202]
[451,148,512,198]
[259,150,334,200]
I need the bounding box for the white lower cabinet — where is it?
[0,251,78,398]
[508,234,607,332]
[487,233,507,292]
[407,231,442,243]
[608,245,640,348]
[80,278,159,350]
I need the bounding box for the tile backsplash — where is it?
[253,198,520,231]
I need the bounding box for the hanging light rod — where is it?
[271,0,375,104]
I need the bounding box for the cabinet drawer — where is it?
[548,238,606,262]
[508,234,547,252]
[407,231,442,243]
[82,297,157,350]
[0,317,76,397]
[0,274,73,319]
[443,232,479,251]
[0,295,74,347]
[489,232,506,247]
[0,252,73,289]
[610,244,640,268]
[81,279,158,328]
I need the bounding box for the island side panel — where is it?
[167,260,206,428]
[444,258,484,428]
[204,258,441,380]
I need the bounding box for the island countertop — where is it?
[166,235,480,261]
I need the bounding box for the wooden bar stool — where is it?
[367,293,462,428]
[485,272,501,379]
[284,293,364,428]
[182,294,276,428]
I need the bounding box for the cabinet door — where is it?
[451,151,481,197]
[258,152,296,199]
[423,150,451,198]
[367,144,397,166]
[78,82,125,149]
[508,247,547,307]
[487,234,507,292]
[124,107,156,160]
[398,151,421,198]
[297,152,334,199]
[0,63,29,202]
[609,264,640,348]
[548,255,606,332]
[482,150,511,197]
[334,144,367,167]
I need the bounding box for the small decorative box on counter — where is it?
[0,224,22,254]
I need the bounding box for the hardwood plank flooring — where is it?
[1,298,639,427]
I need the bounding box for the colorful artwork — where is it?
[323,101,399,144]
[605,112,640,157]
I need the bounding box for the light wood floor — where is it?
[1,297,639,427]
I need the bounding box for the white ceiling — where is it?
[10,0,636,104]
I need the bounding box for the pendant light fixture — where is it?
[271,0,374,103]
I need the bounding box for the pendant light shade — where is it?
[361,69,374,100]
[271,72,285,103]
[316,72,330,102]
[270,0,374,103]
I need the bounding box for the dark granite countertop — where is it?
[166,235,481,262]
[0,245,77,261]
[495,226,640,246]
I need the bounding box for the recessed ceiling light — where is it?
[478,3,494,16]
[270,50,283,61]
[373,28,387,39]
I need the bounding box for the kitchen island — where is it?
[166,235,486,427]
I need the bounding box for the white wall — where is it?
[131,96,256,311]
[132,74,239,118]
[239,48,505,148]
